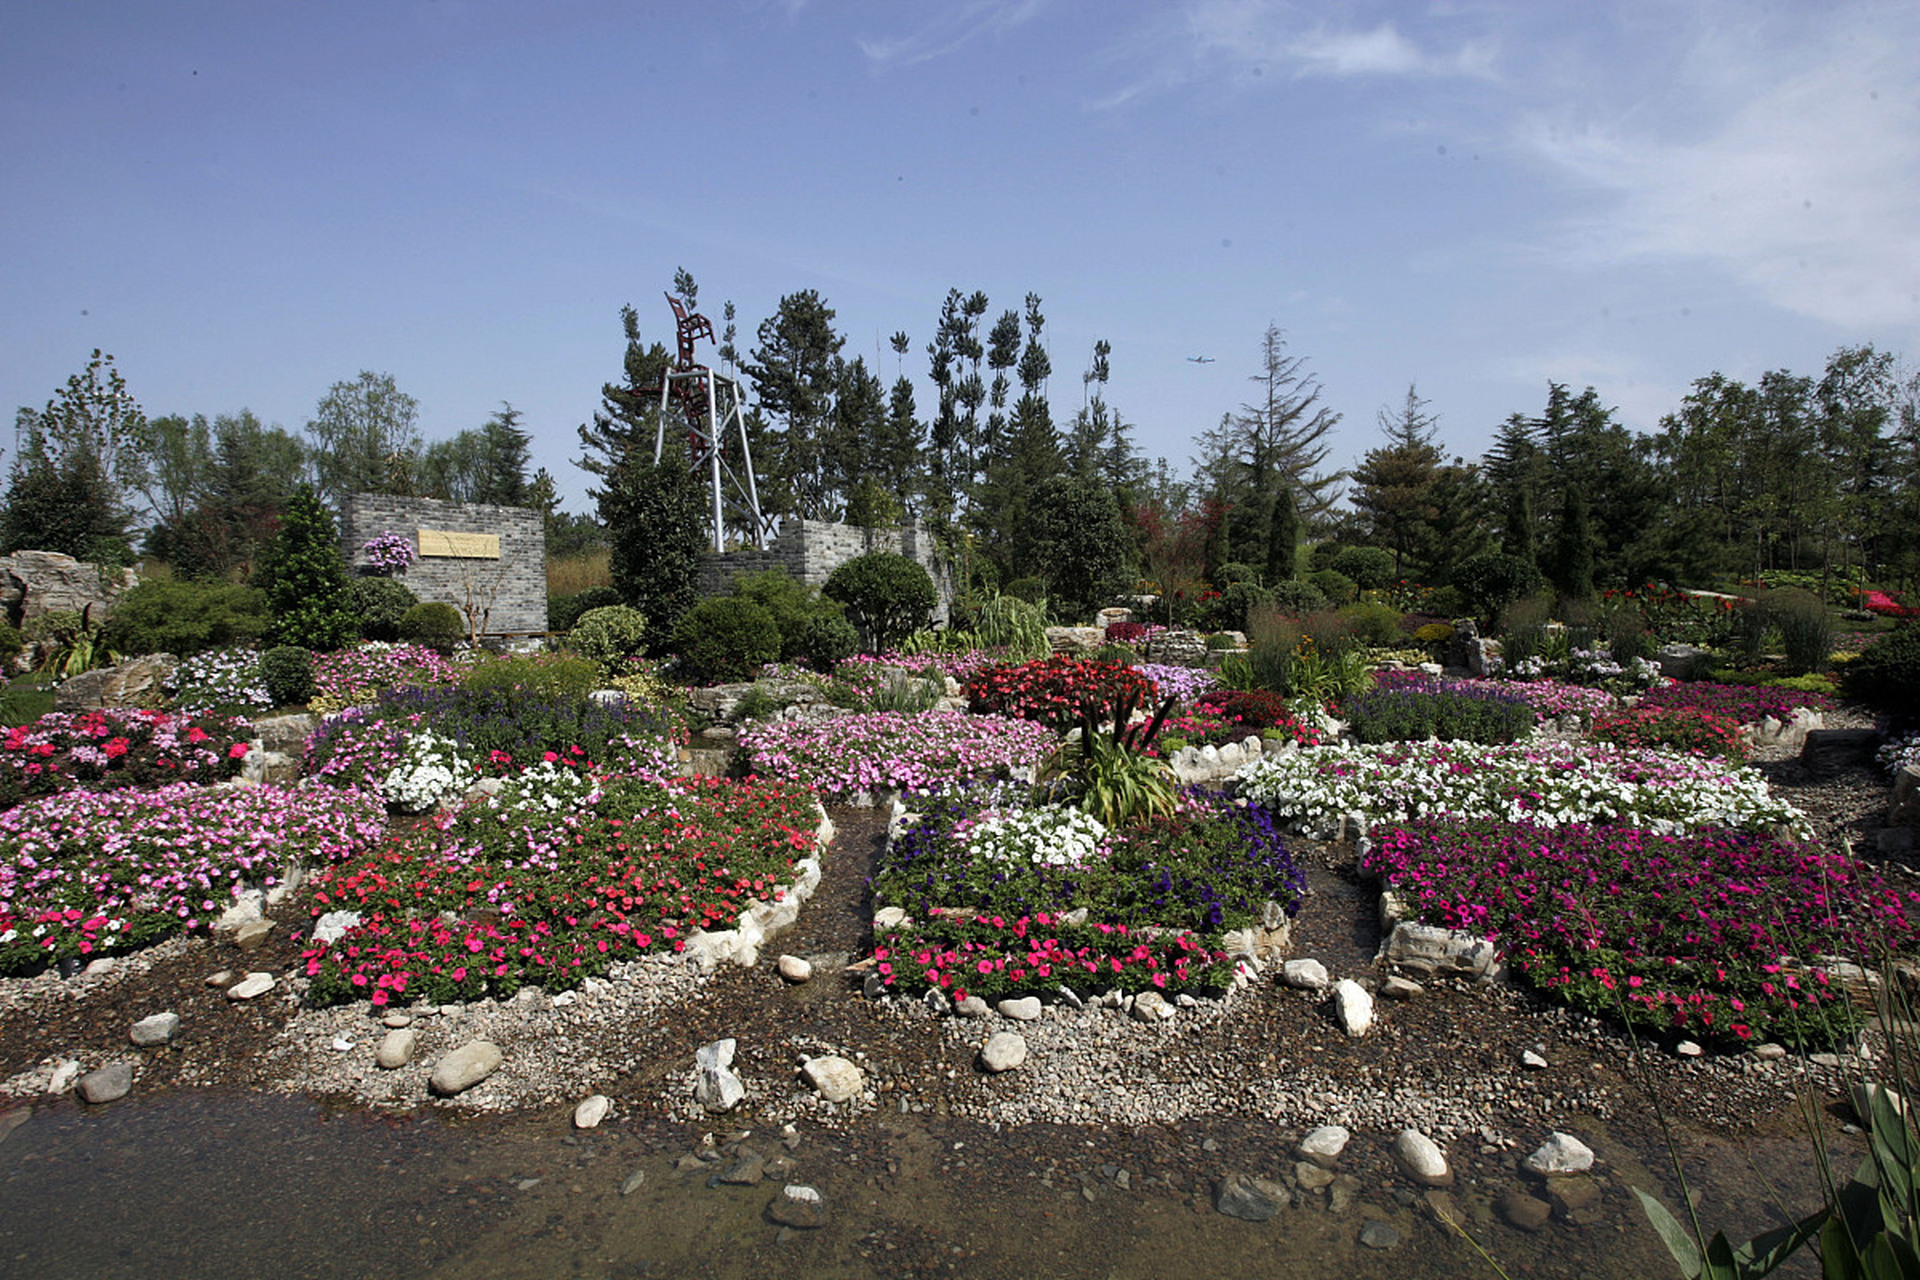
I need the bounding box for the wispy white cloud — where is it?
[1518,4,1920,333]
[857,0,1050,69]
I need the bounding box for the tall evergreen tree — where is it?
[1265,482,1300,583]
[575,304,670,495]
[745,289,846,519]
[256,484,356,650]
[600,441,708,646]
[1350,385,1444,577]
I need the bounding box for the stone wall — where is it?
[697,519,952,623]
[340,494,547,635]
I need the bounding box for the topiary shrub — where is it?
[259,645,314,707]
[568,605,649,674]
[1450,553,1547,624]
[1306,569,1356,606]
[1267,580,1328,617]
[672,597,782,685]
[730,570,821,661]
[1843,623,1920,720]
[548,585,622,634]
[823,552,937,653]
[398,601,466,654]
[347,576,420,644]
[1208,581,1274,633]
[1214,562,1262,587]
[1330,546,1396,593]
[100,579,270,656]
[800,612,861,671]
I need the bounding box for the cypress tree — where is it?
[1265,485,1300,583]
[256,485,357,650]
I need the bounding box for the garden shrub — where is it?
[823,552,937,652]
[548,585,622,634]
[1214,562,1262,586]
[398,602,466,653]
[259,645,315,707]
[257,485,357,651]
[799,612,861,671]
[1208,581,1273,633]
[101,579,271,657]
[1306,569,1356,606]
[1003,577,1047,604]
[1843,623,1920,720]
[1451,552,1547,623]
[730,570,821,661]
[1330,546,1396,592]
[1342,684,1534,745]
[1267,580,1328,617]
[672,596,782,685]
[1413,621,1455,649]
[346,576,420,644]
[1015,475,1135,619]
[1338,600,1403,648]
[568,605,649,674]
[461,652,602,703]
[974,594,1050,659]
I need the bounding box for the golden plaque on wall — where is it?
[417,529,502,559]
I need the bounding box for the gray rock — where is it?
[1215,1173,1283,1222]
[225,972,274,1001]
[997,996,1042,1022]
[695,1039,745,1112]
[0,550,136,626]
[251,713,318,756]
[1298,1124,1351,1169]
[429,1041,503,1096]
[1333,979,1374,1037]
[1497,1188,1552,1232]
[716,1150,765,1185]
[620,1169,647,1196]
[1281,958,1330,992]
[1891,764,1920,828]
[77,1062,134,1104]
[1799,728,1879,775]
[1392,1129,1452,1187]
[776,954,812,983]
[871,906,908,932]
[376,1028,418,1070]
[1383,921,1496,979]
[1754,1043,1787,1061]
[1359,1220,1402,1250]
[53,653,176,713]
[767,1184,829,1229]
[1130,990,1176,1023]
[980,1032,1028,1074]
[129,1012,181,1047]
[1521,1049,1549,1070]
[802,1055,864,1103]
[573,1094,612,1130]
[1380,975,1423,1000]
[0,1107,30,1146]
[1525,1132,1596,1177]
[1676,1040,1705,1057]
[310,910,364,946]
[1295,1161,1335,1190]
[955,996,991,1019]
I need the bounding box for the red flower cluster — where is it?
[963,654,1159,730]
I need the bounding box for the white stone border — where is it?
[679,804,835,971]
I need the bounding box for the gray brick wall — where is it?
[698,519,951,623]
[340,494,547,635]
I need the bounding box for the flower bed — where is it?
[1635,680,1834,726]
[963,655,1160,729]
[1234,740,1810,839]
[0,782,387,973]
[1363,819,1920,1047]
[305,686,684,806]
[1589,705,1751,761]
[868,788,1304,1003]
[167,648,274,712]
[309,643,469,714]
[1342,682,1534,745]
[1133,662,1218,705]
[1162,689,1323,750]
[1371,670,1619,723]
[299,775,819,1005]
[737,710,1055,802]
[0,708,255,810]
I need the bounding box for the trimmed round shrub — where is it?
[568,605,649,673]
[1843,623,1920,720]
[1214,562,1262,586]
[1337,599,1403,648]
[1450,553,1547,623]
[1306,569,1356,606]
[1003,577,1047,604]
[672,597,782,685]
[1329,546,1396,592]
[800,612,860,671]
[1267,580,1328,617]
[729,570,819,660]
[823,552,937,653]
[259,645,315,707]
[398,601,466,653]
[100,579,270,656]
[1209,581,1273,633]
[548,585,622,634]
[346,576,420,643]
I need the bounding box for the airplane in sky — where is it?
[1187,355,1214,364]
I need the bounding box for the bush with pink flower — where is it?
[738,710,1056,802]
[0,708,255,810]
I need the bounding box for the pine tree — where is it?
[600,442,709,644]
[1350,385,1444,577]
[256,484,356,650]
[575,304,670,494]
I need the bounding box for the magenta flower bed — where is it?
[1370,670,1618,722]
[1635,681,1834,726]
[1363,819,1920,1047]
[738,711,1055,800]
[0,782,387,973]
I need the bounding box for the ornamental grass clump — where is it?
[0,782,386,973]
[299,775,818,1006]
[1235,739,1810,840]
[737,710,1055,802]
[0,708,255,811]
[1363,818,1920,1048]
[868,788,1303,1003]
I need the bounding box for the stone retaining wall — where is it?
[698,519,951,624]
[340,494,546,635]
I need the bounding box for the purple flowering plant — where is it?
[360,531,417,574]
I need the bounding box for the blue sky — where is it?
[4,1,1916,517]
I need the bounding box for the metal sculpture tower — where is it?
[647,293,775,553]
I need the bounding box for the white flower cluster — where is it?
[964,806,1110,869]
[1234,740,1810,840]
[492,760,600,813]
[381,730,474,814]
